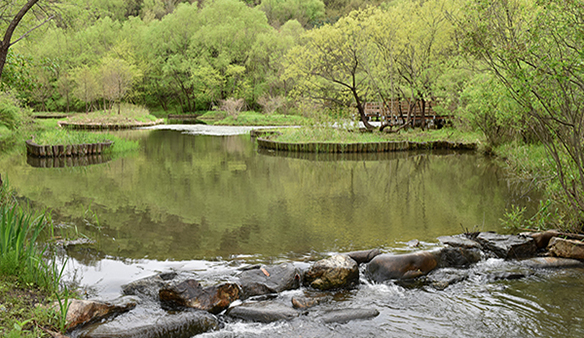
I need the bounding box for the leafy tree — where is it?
[368,0,458,129]
[283,9,376,129]
[0,0,55,81]
[99,57,140,114]
[459,0,584,224]
[258,0,325,28]
[72,65,99,112]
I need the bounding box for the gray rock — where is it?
[237,263,300,299]
[343,249,383,264]
[226,301,299,323]
[548,237,584,260]
[366,251,439,283]
[437,247,482,268]
[318,309,379,323]
[522,257,584,269]
[424,269,470,290]
[303,255,359,290]
[121,272,178,300]
[75,309,218,338]
[159,280,240,314]
[437,235,481,249]
[475,232,537,259]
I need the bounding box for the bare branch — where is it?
[10,14,54,47]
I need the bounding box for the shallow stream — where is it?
[3,126,582,337]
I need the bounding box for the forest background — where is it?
[1,0,583,231]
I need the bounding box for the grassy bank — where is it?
[270,126,485,145]
[494,142,576,232]
[198,111,307,126]
[61,104,159,126]
[0,182,71,337]
[0,119,140,157]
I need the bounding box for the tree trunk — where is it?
[0,0,41,81]
[351,88,374,130]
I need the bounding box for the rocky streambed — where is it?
[64,230,584,338]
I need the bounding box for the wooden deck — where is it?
[363,101,450,125]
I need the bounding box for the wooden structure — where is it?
[363,101,449,127]
[26,139,113,157]
[256,137,476,154]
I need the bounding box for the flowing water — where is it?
[3,126,583,337]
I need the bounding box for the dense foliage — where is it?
[0,0,583,229]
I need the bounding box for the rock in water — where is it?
[523,230,561,249]
[437,247,482,268]
[343,249,382,264]
[159,280,240,314]
[227,301,299,323]
[548,237,584,260]
[121,272,178,300]
[291,295,327,309]
[522,257,584,269]
[303,255,359,291]
[75,309,218,338]
[238,263,301,299]
[61,297,138,330]
[437,235,482,249]
[475,232,537,259]
[366,251,439,283]
[318,309,380,323]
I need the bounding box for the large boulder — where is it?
[303,255,359,290]
[548,237,584,260]
[226,301,299,323]
[75,309,218,338]
[237,263,301,299]
[366,251,439,283]
[159,280,240,314]
[121,272,178,300]
[475,232,537,259]
[318,309,380,323]
[343,249,383,264]
[437,247,482,268]
[61,296,138,330]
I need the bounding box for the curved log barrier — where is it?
[26,139,113,158]
[27,154,112,168]
[58,119,163,130]
[256,137,477,153]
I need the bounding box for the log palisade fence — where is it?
[251,130,477,154]
[26,139,113,158]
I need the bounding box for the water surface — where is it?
[5,127,576,338]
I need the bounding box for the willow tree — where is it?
[460,0,584,225]
[366,0,458,129]
[283,9,376,129]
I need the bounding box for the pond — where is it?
[3,126,583,337]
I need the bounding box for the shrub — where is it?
[0,92,29,130]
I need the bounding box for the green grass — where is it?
[64,104,158,125]
[494,141,577,232]
[0,181,71,336]
[29,129,140,155]
[199,111,308,126]
[0,276,60,337]
[271,126,485,144]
